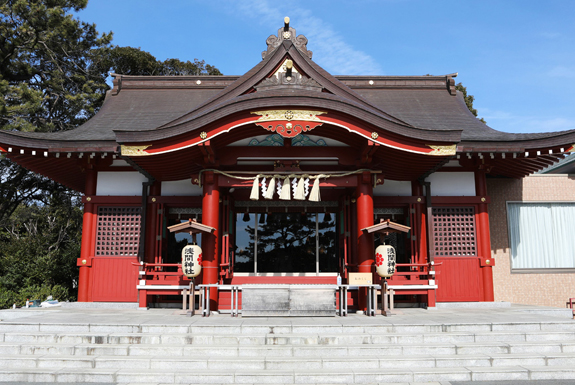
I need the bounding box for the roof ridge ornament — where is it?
[262,17,313,60]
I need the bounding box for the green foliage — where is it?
[91,46,223,76]
[93,46,160,76]
[0,0,113,133]
[0,284,71,309]
[0,0,222,308]
[0,0,110,225]
[159,57,222,76]
[455,82,486,124]
[0,192,82,308]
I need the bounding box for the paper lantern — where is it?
[182,245,202,278]
[375,245,396,278]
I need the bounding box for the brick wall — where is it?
[488,174,575,308]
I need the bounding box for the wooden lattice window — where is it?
[95,206,141,256]
[431,207,477,257]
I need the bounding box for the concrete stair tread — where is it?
[2,309,575,383]
[1,365,575,383]
[3,320,575,332]
[2,340,570,350]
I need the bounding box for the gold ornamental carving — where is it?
[427,144,457,156]
[121,145,151,156]
[200,131,208,139]
[252,110,326,122]
[371,132,379,140]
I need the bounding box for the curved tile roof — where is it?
[2,23,575,153]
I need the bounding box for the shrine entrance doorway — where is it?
[233,202,339,275]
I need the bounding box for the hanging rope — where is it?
[197,169,379,202]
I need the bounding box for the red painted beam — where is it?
[82,196,141,204]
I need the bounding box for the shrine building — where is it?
[1,20,574,312]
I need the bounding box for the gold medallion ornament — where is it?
[251,110,327,138]
[427,144,457,156]
[252,110,325,122]
[200,132,208,139]
[371,132,379,140]
[121,145,151,156]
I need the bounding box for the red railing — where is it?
[386,263,435,286]
[135,263,188,283]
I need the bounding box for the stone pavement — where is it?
[0,301,571,326]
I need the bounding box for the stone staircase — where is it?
[1,313,575,383]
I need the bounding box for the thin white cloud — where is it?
[539,31,562,39]
[547,65,575,79]
[525,117,575,133]
[224,0,382,75]
[290,9,382,75]
[480,107,575,133]
[234,0,283,24]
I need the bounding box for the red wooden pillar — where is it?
[78,168,97,302]
[475,169,494,302]
[356,172,374,311]
[202,171,220,310]
[411,181,427,265]
[412,181,435,307]
[146,182,161,264]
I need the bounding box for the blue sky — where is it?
[78,0,575,134]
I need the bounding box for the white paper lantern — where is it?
[375,245,396,278]
[181,244,202,278]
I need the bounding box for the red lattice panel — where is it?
[431,207,477,257]
[95,207,141,256]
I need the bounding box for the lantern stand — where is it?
[168,218,216,317]
[362,219,411,317]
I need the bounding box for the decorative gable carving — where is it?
[255,71,322,92]
[262,22,313,60]
[255,58,322,92]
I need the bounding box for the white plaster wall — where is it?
[427,172,475,196]
[109,159,130,167]
[96,172,146,196]
[161,180,202,196]
[373,180,412,196]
